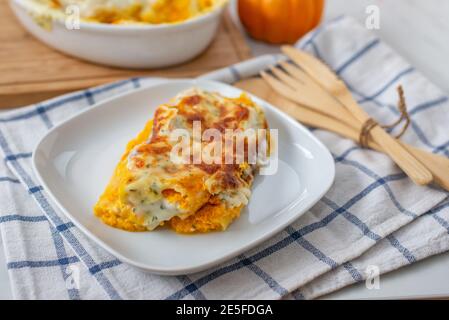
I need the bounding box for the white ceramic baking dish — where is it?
[10,0,227,68]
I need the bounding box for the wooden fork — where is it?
[264,46,433,186]
[263,63,357,130]
[235,77,449,191]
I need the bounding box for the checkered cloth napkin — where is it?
[1,16,449,300]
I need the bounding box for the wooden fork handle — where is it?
[403,144,449,191]
[340,92,433,186]
[368,126,433,185]
[287,103,448,190]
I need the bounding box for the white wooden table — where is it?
[1,0,448,299]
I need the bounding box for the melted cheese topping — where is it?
[94,88,269,233]
[32,0,225,24]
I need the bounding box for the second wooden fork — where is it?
[260,52,449,188]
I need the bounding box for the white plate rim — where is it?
[32,79,335,275]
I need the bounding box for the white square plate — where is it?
[32,79,335,275]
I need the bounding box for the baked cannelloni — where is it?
[94,88,269,233]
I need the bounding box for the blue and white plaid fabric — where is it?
[1,16,449,299]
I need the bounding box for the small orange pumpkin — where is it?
[238,0,325,44]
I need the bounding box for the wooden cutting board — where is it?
[0,1,252,108]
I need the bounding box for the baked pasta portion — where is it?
[94,88,269,233]
[33,0,225,24]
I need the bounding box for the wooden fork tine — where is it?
[279,61,311,84]
[279,61,362,125]
[268,66,306,90]
[260,71,309,106]
[260,70,329,110]
[264,67,359,128]
[282,46,340,89]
